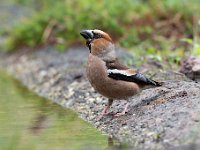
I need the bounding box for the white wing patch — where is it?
[107,69,132,76]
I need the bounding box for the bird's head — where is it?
[80,29,116,61]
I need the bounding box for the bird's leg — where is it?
[114,102,129,117]
[97,99,113,120]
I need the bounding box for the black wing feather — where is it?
[108,72,161,86]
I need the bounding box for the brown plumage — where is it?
[106,59,129,70]
[80,29,162,119]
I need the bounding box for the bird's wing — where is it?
[107,68,162,86]
[106,59,161,86]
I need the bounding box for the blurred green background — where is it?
[1,0,200,70]
[1,0,200,59]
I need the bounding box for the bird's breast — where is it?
[87,54,107,86]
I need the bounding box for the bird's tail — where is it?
[147,78,163,86]
[131,73,163,87]
[141,78,164,90]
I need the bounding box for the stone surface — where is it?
[180,56,200,81]
[0,47,200,150]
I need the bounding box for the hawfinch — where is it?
[80,29,161,119]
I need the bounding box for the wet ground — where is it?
[0,71,125,150]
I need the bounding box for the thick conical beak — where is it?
[80,30,94,40]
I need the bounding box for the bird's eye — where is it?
[92,32,102,39]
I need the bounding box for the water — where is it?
[0,71,119,150]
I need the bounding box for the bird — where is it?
[80,29,162,119]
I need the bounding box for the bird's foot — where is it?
[96,105,112,121]
[114,103,129,117]
[114,111,127,117]
[97,111,111,121]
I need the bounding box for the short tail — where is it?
[148,79,163,86]
[134,73,163,86]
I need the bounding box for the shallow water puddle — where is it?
[0,71,130,150]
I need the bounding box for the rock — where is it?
[0,47,200,149]
[191,113,200,122]
[180,56,200,81]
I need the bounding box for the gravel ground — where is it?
[0,47,200,150]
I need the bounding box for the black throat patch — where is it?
[86,40,92,53]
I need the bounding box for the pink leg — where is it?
[114,103,129,117]
[97,99,113,120]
